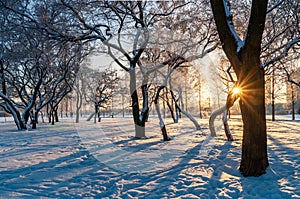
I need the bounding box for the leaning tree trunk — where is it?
[239,66,269,177]
[170,90,180,123]
[155,102,171,141]
[222,109,233,141]
[209,106,233,141]
[3,100,27,130]
[154,86,171,141]
[9,105,26,130]
[181,110,201,130]
[209,106,227,137]
[87,112,95,121]
[179,88,201,130]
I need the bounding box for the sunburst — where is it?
[232,87,241,96]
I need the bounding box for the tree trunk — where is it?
[47,104,51,123]
[292,100,295,121]
[271,98,275,121]
[181,109,201,130]
[155,102,171,141]
[12,108,26,130]
[170,90,180,123]
[222,109,233,141]
[75,109,80,123]
[98,109,101,122]
[41,111,45,123]
[4,101,27,130]
[291,85,295,121]
[87,112,95,121]
[209,106,226,137]
[65,98,68,117]
[239,67,269,177]
[154,86,171,141]
[210,0,269,177]
[129,69,146,138]
[198,78,203,119]
[54,108,59,122]
[271,69,275,121]
[166,98,176,123]
[1,63,27,130]
[94,103,98,124]
[179,87,201,130]
[51,110,55,125]
[75,89,82,123]
[32,112,38,129]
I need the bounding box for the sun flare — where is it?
[232,87,241,96]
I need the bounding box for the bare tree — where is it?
[210,0,269,176]
[0,0,88,129]
[40,0,191,138]
[83,67,119,123]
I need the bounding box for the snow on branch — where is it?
[262,37,300,68]
[267,0,285,14]
[223,0,242,44]
[283,66,300,87]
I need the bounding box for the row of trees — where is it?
[0,0,91,129]
[0,0,299,176]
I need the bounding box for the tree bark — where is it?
[291,84,295,121]
[75,88,82,123]
[94,103,98,124]
[170,89,180,123]
[222,109,233,141]
[1,60,26,130]
[32,112,38,129]
[210,0,269,176]
[54,107,59,122]
[154,86,171,141]
[209,106,226,137]
[129,69,146,138]
[271,68,275,121]
[239,66,268,176]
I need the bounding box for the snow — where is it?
[0,115,299,198]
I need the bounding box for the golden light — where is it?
[232,87,241,96]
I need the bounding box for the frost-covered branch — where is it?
[267,0,285,14]
[262,37,300,68]
[283,67,300,87]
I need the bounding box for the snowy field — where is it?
[0,115,299,198]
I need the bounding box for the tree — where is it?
[0,0,88,129]
[136,1,216,140]
[82,67,119,123]
[47,0,191,138]
[0,24,47,130]
[210,0,269,176]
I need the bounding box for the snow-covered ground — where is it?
[0,115,299,198]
